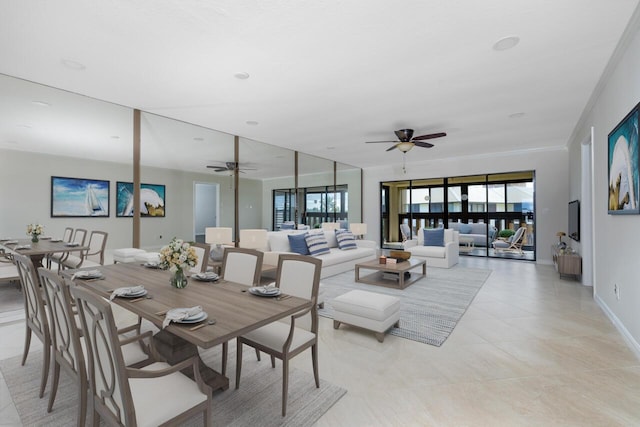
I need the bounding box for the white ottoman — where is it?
[113,248,146,263]
[134,252,161,264]
[332,290,400,342]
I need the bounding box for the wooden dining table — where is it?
[68,262,312,392]
[0,238,89,268]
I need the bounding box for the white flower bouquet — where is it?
[159,238,198,273]
[26,223,44,237]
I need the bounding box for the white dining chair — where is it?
[62,230,107,270]
[71,285,213,426]
[13,252,51,399]
[190,242,211,274]
[47,226,73,268]
[57,228,87,271]
[235,254,322,416]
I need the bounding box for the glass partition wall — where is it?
[381,171,536,261]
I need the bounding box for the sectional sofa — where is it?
[447,222,497,247]
[261,230,377,278]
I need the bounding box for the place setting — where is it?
[160,305,214,330]
[70,269,104,281]
[247,286,289,300]
[142,261,161,269]
[109,285,148,302]
[192,271,219,282]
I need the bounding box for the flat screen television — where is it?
[568,200,580,241]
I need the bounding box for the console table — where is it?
[551,245,581,279]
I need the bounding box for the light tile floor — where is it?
[1,257,639,426]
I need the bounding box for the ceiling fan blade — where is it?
[386,144,398,152]
[412,132,447,141]
[414,140,434,148]
[365,140,397,144]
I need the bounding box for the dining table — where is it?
[0,238,89,268]
[67,262,312,392]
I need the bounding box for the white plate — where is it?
[120,290,147,298]
[65,242,80,247]
[171,311,208,324]
[193,273,219,282]
[74,271,103,279]
[249,287,281,297]
[143,262,160,269]
[40,236,52,240]
[50,239,62,242]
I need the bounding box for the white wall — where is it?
[567,12,640,353]
[362,148,569,264]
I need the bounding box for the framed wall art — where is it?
[608,102,640,214]
[51,176,110,217]
[116,182,166,217]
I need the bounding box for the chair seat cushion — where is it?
[62,254,83,269]
[130,362,208,426]
[332,290,400,321]
[242,321,316,353]
[406,245,446,259]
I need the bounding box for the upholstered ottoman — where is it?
[134,252,161,264]
[113,248,146,263]
[332,290,400,342]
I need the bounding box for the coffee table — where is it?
[355,258,426,289]
[458,235,475,253]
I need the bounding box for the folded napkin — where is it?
[15,244,31,250]
[4,240,18,245]
[71,269,102,280]
[65,242,80,247]
[194,272,218,280]
[109,285,145,301]
[163,306,203,329]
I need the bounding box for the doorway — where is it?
[194,182,220,243]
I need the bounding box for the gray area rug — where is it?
[320,266,492,346]
[1,343,345,426]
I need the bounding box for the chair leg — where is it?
[312,344,320,388]
[39,339,50,398]
[47,360,60,412]
[255,348,261,361]
[270,354,276,368]
[282,357,289,417]
[78,371,87,427]
[235,339,243,389]
[21,327,32,365]
[221,341,228,376]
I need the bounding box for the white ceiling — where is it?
[1,0,638,176]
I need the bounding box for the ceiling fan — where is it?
[365,128,446,152]
[206,161,256,173]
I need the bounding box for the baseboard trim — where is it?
[595,293,640,361]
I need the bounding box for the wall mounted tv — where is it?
[568,200,580,241]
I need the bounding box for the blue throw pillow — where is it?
[335,229,357,250]
[458,223,472,234]
[423,228,445,247]
[305,233,331,256]
[288,233,309,255]
[280,222,295,230]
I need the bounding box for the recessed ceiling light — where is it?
[493,36,520,51]
[111,135,120,139]
[246,120,259,126]
[61,59,86,70]
[32,101,50,107]
[234,72,250,80]
[193,137,204,141]
[508,112,525,119]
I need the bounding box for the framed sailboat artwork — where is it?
[116,182,165,217]
[51,176,110,217]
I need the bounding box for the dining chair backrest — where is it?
[14,252,52,398]
[39,267,87,423]
[62,227,74,243]
[221,247,263,286]
[276,254,321,332]
[191,242,211,273]
[40,267,84,377]
[71,285,134,426]
[72,228,88,246]
[14,253,49,343]
[85,230,108,265]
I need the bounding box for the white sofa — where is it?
[262,230,377,278]
[403,228,459,268]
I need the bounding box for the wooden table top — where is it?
[0,238,88,256]
[68,263,311,349]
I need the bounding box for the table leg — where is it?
[153,329,229,392]
[355,265,360,282]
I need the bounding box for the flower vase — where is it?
[31,234,39,243]
[170,268,188,289]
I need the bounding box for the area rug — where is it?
[1,343,346,426]
[319,266,492,346]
